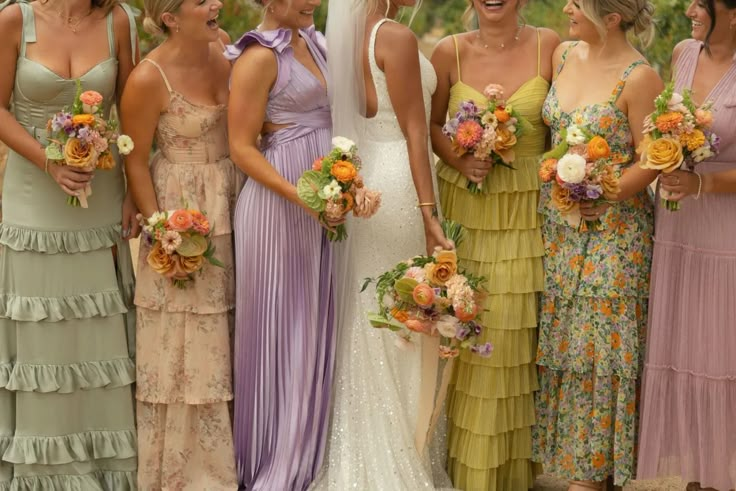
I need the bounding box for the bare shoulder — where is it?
[218,28,231,45]
[537,27,561,50]
[430,35,456,63]
[111,3,133,37]
[627,62,663,87]
[375,20,417,47]
[125,56,167,94]
[0,3,23,44]
[231,43,277,80]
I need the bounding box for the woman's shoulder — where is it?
[672,38,700,67]
[0,2,23,43]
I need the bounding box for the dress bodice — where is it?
[363,19,437,142]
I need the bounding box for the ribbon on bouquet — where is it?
[414,336,456,455]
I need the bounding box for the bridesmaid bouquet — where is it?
[297,137,381,241]
[45,80,134,207]
[539,124,620,232]
[140,209,223,289]
[442,84,526,194]
[638,82,719,211]
[361,221,492,359]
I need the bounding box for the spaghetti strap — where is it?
[536,28,541,77]
[452,34,461,83]
[140,58,173,93]
[106,10,115,58]
[555,41,578,79]
[609,59,646,103]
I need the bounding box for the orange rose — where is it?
[330,160,358,183]
[425,250,457,285]
[147,242,175,276]
[495,126,517,151]
[72,114,96,126]
[494,108,511,123]
[640,137,684,173]
[551,184,577,213]
[600,166,620,200]
[96,152,115,170]
[63,137,98,168]
[587,136,611,160]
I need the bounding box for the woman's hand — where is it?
[659,170,701,201]
[579,200,610,221]
[423,216,454,255]
[47,163,94,196]
[452,154,493,184]
[121,192,141,240]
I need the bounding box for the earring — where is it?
[176,25,180,33]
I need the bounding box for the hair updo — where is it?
[142,0,185,36]
[579,0,656,47]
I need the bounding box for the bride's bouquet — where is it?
[140,209,223,289]
[297,137,381,241]
[361,221,492,359]
[539,124,620,232]
[45,80,134,207]
[638,82,719,211]
[442,84,526,194]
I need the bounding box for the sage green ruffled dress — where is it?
[0,2,138,489]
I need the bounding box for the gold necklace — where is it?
[55,7,93,34]
[478,24,524,50]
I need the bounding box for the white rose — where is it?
[566,125,586,145]
[556,153,587,184]
[332,136,355,153]
[435,315,459,338]
[117,135,135,155]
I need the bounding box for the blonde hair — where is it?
[142,0,186,36]
[579,0,655,47]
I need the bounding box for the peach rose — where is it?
[694,108,713,127]
[600,166,620,200]
[167,210,194,232]
[80,90,103,106]
[587,136,611,160]
[641,137,684,173]
[494,126,517,163]
[63,137,98,168]
[412,283,435,307]
[552,184,577,213]
[425,251,457,286]
[147,242,175,275]
[174,253,205,275]
[352,188,381,218]
[72,114,96,126]
[330,160,358,183]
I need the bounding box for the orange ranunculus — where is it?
[390,307,409,323]
[167,210,194,232]
[655,111,684,133]
[455,302,478,322]
[187,210,210,235]
[412,283,435,307]
[640,137,684,173]
[63,137,98,168]
[72,114,96,126]
[96,152,115,170]
[330,160,358,183]
[587,136,611,160]
[494,108,511,123]
[147,242,175,275]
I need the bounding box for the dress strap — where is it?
[555,41,578,78]
[536,28,541,77]
[16,2,35,57]
[452,34,461,82]
[140,58,172,93]
[368,18,390,80]
[107,3,139,65]
[609,60,646,103]
[106,9,115,57]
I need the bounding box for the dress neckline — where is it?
[452,75,549,103]
[21,56,116,82]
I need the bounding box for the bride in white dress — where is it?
[311,0,454,489]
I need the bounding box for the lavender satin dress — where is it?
[225,28,335,491]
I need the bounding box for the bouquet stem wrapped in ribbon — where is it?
[539,125,621,232]
[638,82,719,211]
[442,84,528,194]
[45,80,134,207]
[297,137,381,241]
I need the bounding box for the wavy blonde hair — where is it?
[578,0,656,47]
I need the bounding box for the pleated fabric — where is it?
[637,39,736,491]
[229,28,336,491]
[437,32,549,491]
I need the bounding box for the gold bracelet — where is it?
[44,158,49,174]
[416,202,436,208]
[694,171,702,200]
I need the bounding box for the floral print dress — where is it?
[532,44,654,486]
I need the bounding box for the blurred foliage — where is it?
[130,0,691,78]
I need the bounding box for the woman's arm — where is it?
[378,23,452,252]
[613,64,664,202]
[120,61,168,218]
[0,5,92,195]
[428,36,491,185]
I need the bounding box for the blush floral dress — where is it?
[532,43,654,486]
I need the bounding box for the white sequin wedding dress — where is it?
[311,19,452,491]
